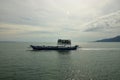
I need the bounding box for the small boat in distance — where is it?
[30,39,79,50]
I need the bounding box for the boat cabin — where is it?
[57,39,71,46]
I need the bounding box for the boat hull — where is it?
[30,45,78,50]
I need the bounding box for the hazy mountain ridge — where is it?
[96,35,120,42]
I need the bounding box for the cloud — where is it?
[0,23,59,35]
[0,0,119,26]
[0,0,120,41]
[101,0,120,14]
[84,11,120,33]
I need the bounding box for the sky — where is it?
[0,0,120,42]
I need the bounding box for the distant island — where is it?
[95,35,120,42]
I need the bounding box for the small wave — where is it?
[80,48,120,51]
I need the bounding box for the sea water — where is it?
[0,42,120,80]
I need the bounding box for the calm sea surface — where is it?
[0,42,120,80]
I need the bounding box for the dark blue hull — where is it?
[30,45,78,50]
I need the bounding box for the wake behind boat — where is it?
[30,39,79,50]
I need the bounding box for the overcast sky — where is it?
[0,0,120,42]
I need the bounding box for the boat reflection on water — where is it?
[56,50,71,54]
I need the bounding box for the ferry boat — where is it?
[30,39,79,50]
